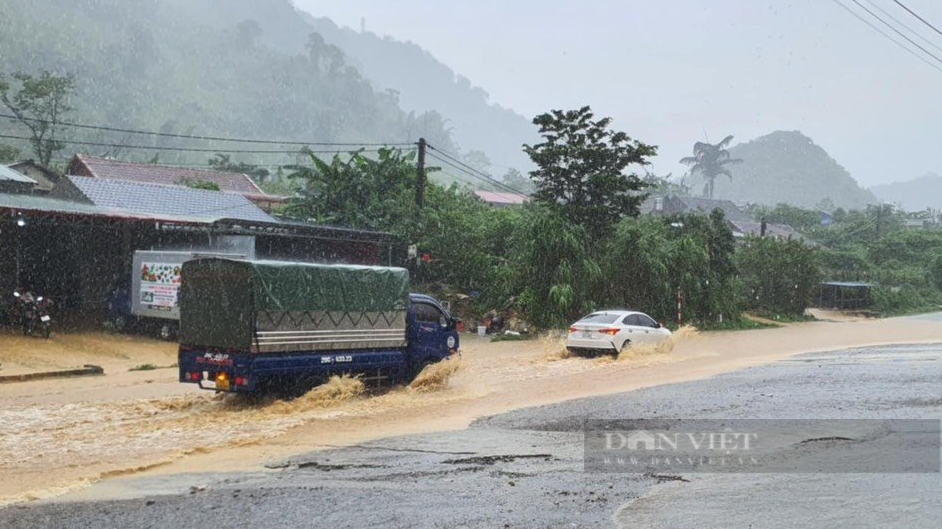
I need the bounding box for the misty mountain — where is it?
[299,17,538,174]
[143,0,538,173]
[870,173,942,211]
[0,0,527,176]
[686,131,878,210]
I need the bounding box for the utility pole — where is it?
[415,137,427,210]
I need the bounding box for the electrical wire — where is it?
[828,0,942,73]
[863,0,942,53]
[848,0,942,65]
[891,0,942,37]
[425,145,529,197]
[0,132,389,155]
[425,150,528,198]
[0,113,413,147]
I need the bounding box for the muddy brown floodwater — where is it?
[0,316,940,505]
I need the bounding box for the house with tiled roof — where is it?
[641,194,804,241]
[50,175,275,224]
[64,154,285,211]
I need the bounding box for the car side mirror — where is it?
[439,316,449,328]
[655,322,662,329]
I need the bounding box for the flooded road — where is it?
[3,341,939,528]
[0,315,940,505]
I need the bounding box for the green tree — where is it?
[500,168,533,195]
[181,178,220,191]
[208,153,271,183]
[284,147,420,240]
[735,236,820,316]
[0,70,76,166]
[679,135,742,199]
[0,144,20,163]
[509,206,601,328]
[604,211,737,325]
[523,106,656,238]
[930,254,942,291]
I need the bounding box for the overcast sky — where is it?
[295,0,942,187]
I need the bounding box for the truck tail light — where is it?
[599,328,620,336]
[188,372,200,381]
[235,377,244,386]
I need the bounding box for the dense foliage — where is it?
[0,0,457,170]
[524,106,656,238]
[283,142,812,329]
[735,237,821,316]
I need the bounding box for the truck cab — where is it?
[407,293,460,366]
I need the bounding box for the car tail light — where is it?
[235,377,244,386]
[599,328,620,336]
[190,372,200,381]
[568,326,578,334]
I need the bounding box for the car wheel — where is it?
[618,340,632,355]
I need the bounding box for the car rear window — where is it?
[578,313,619,324]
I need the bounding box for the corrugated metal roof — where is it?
[66,176,275,223]
[71,154,266,196]
[0,191,232,224]
[0,165,37,184]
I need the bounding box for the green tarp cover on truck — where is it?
[180,258,410,352]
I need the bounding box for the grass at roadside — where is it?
[490,333,533,342]
[129,362,177,371]
[700,317,778,331]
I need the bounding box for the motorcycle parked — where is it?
[13,291,53,339]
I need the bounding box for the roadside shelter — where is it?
[816,281,872,310]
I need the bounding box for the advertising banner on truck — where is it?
[139,262,182,312]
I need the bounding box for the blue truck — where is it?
[178,258,459,394]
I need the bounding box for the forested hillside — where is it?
[0,0,519,174]
[687,131,878,209]
[301,16,538,173]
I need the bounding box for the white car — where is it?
[566,310,671,355]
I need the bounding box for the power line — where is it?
[425,145,529,197]
[828,0,942,73]
[0,113,413,147]
[863,0,942,53]
[891,0,942,37]
[848,0,942,65]
[0,132,391,155]
[425,150,528,198]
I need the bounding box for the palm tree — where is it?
[679,135,742,199]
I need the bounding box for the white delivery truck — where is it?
[108,250,246,339]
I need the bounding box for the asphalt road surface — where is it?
[2,343,940,528]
